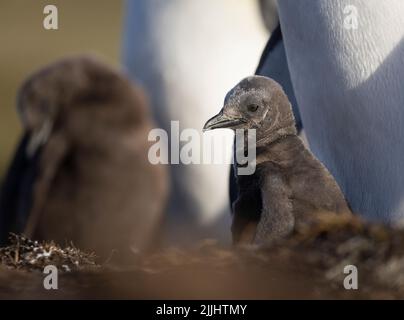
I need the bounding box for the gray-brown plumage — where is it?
[204,76,352,245]
[7,55,168,259]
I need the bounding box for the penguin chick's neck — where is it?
[255,122,297,148]
[255,130,304,168]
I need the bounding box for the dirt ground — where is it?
[1,213,403,299]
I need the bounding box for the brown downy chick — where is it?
[204,76,351,245]
[13,55,167,260]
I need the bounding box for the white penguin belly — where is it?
[122,0,268,242]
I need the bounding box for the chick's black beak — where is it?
[203,111,245,131]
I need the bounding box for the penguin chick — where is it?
[204,76,352,245]
[5,55,168,259]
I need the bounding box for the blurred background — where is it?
[0,0,123,178]
[0,0,274,245]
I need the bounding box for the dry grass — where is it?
[0,234,97,272]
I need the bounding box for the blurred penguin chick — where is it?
[16,55,168,260]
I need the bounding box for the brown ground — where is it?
[1,213,403,299]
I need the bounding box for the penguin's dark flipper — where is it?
[256,25,302,132]
[0,133,40,244]
[229,163,238,213]
[256,25,283,74]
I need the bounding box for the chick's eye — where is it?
[247,104,259,112]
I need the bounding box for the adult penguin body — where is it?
[258,0,404,224]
